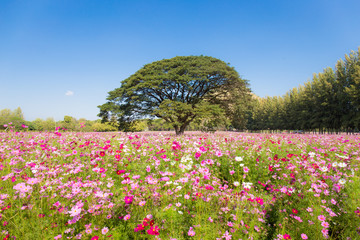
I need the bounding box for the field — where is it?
[0,131,359,240]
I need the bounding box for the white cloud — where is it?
[65,90,74,96]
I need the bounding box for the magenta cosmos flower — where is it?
[124,196,134,204]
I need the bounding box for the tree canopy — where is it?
[98,56,251,135]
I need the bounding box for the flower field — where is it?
[0,131,359,240]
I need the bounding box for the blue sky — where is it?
[1,0,360,121]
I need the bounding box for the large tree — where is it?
[98,56,250,135]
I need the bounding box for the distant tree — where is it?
[98,56,250,135]
[10,107,26,130]
[60,115,77,131]
[0,107,26,130]
[343,48,360,130]
[78,118,94,132]
[345,63,360,129]
[32,118,45,131]
[13,107,24,120]
[43,118,56,131]
[91,120,118,132]
[0,109,12,129]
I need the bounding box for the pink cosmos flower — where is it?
[205,185,214,190]
[13,183,26,192]
[222,231,232,240]
[188,227,195,236]
[124,196,133,204]
[283,234,291,239]
[68,205,82,217]
[280,186,287,193]
[54,235,62,239]
[215,150,223,157]
[301,233,308,239]
[318,215,326,221]
[147,226,159,235]
[321,221,329,228]
[27,178,39,185]
[101,227,109,235]
[255,197,264,205]
[134,224,144,232]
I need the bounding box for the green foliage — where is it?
[0,107,26,130]
[98,56,250,135]
[146,118,173,131]
[247,47,360,133]
[91,121,118,132]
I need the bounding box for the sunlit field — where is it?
[0,131,359,240]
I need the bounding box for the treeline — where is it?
[0,109,130,132]
[0,108,227,133]
[0,107,206,133]
[246,48,360,133]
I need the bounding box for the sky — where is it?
[1,0,360,121]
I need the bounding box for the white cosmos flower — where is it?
[235,156,243,162]
[335,153,348,159]
[242,182,253,189]
[332,162,338,167]
[288,187,295,193]
[239,163,244,167]
[320,167,328,172]
[178,211,183,214]
[234,181,240,187]
[338,162,347,168]
[339,179,346,185]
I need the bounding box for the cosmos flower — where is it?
[147,226,159,235]
[68,206,82,217]
[188,227,195,236]
[101,227,109,235]
[124,196,134,204]
[301,233,308,239]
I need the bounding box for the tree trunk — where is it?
[174,125,179,135]
[175,123,188,135]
